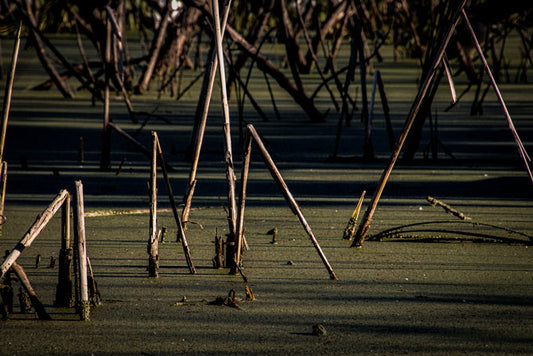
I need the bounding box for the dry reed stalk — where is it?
[461,10,532,183]
[154,133,196,274]
[245,125,337,280]
[352,0,468,247]
[1,190,69,280]
[181,0,232,228]
[148,132,159,278]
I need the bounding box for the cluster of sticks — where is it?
[0,182,100,321]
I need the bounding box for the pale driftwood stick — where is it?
[74,181,89,321]
[154,134,196,274]
[462,10,532,183]
[211,0,238,271]
[427,196,470,220]
[235,128,253,266]
[54,194,73,307]
[11,262,51,320]
[0,22,22,163]
[100,19,112,170]
[0,190,69,280]
[148,132,159,278]
[352,0,468,247]
[182,0,233,227]
[246,125,337,280]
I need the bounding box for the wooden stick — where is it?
[211,0,238,270]
[181,0,233,227]
[100,18,112,170]
[11,262,51,320]
[352,0,468,247]
[54,194,73,307]
[74,181,89,321]
[0,21,22,163]
[1,190,69,280]
[246,125,337,280]
[461,10,532,183]
[0,161,7,230]
[154,133,196,274]
[235,127,253,266]
[148,132,159,278]
[427,196,470,220]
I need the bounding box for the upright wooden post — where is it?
[352,0,468,247]
[54,193,73,307]
[74,181,89,321]
[148,132,159,277]
[235,128,253,266]
[246,125,337,280]
[1,190,69,280]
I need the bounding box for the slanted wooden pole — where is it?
[352,0,468,247]
[54,193,73,307]
[182,0,233,227]
[461,10,532,182]
[148,132,159,278]
[74,181,89,321]
[154,133,196,274]
[246,125,337,280]
[211,0,238,272]
[0,21,22,164]
[11,262,51,320]
[1,190,69,280]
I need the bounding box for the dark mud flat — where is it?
[1,40,532,354]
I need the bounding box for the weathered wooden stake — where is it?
[244,125,337,280]
[1,190,69,280]
[352,0,468,247]
[148,132,159,278]
[11,262,51,320]
[55,193,73,307]
[213,228,224,269]
[74,181,89,321]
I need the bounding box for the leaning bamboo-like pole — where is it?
[246,125,337,280]
[461,10,532,183]
[54,193,73,307]
[0,21,22,163]
[148,132,159,277]
[182,0,232,227]
[352,0,468,247]
[154,133,196,274]
[235,128,253,266]
[11,262,51,320]
[211,0,238,268]
[0,189,69,280]
[74,181,89,321]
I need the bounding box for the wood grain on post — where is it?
[154,133,196,274]
[148,132,159,278]
[1,189,69,281]
[246,125,337,280]
[74,181,89,321]
[352,0,468,247]
[11,262,51,320]
[55,193,73,307]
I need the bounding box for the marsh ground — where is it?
[0,35,532,355]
